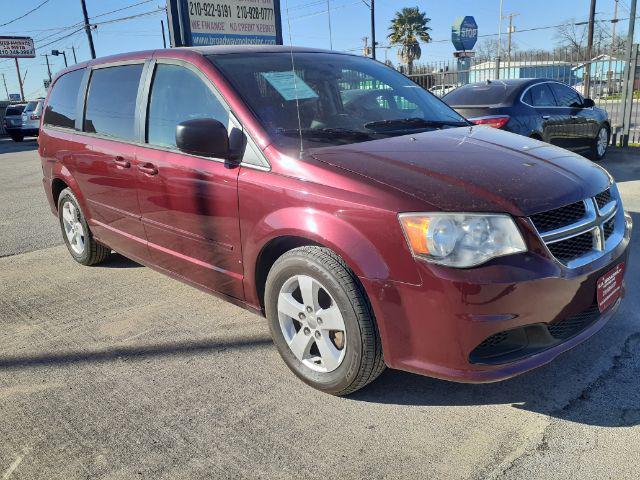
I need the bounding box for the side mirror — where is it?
[583,98,595,108]
[176,118,230,158]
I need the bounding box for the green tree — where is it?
[388,7,432,74]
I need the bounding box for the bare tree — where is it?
[475,38,519,62]
[554,18,618,59]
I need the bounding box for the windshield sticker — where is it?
[261,71,319,101]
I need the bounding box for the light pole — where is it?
[51,49,68,68]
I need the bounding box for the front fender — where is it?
[243,207,397,306]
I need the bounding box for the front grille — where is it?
[595,189,612,210]
[604,217,616,240]
[470,303,601,364]
[475,331,508,351]
[530,201,586,233]
[528,186,620,267]
[547,231,594,263]
[547,305,600,340]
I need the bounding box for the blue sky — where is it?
[0,0,637,99]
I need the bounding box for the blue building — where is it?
[469,60,575,84]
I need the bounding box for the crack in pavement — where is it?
[481,331,640,479]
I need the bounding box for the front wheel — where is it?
[58,188,111,266]
[10,134,23,142]
[589,125,609,161]
[264,246,385,395]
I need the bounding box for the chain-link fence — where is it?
[405,46,640,145]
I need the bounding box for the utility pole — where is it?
[14,59,24,101]
[584,0,597,97]
[505,12,519,73]
[326,0,333,50]
[71,45,78,64]
[43,54,52,83]
[611,0,619,54]
[505,13,518,60]
[80,0,96,59]
[2,73,9,101]
[161,20,167,48]
[370,0,376,60]
[607,0,619,95]
[620,0,637,146]
[495,0,504,79]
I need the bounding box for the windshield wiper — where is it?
[364,117,469,131]
[276,127,374,140]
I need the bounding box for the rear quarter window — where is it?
[443,83,513,106]
[44,69,84,129]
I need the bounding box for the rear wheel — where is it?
[58,188,111,266]
[589,125,609,161]
[264,246,385,395]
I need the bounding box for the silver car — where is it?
[20,99,44,140]
[4,104,26,142]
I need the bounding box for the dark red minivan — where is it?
[39,46,632,395]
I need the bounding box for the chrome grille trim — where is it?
[529,185,623,268]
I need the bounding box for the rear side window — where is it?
[443,83,512,106]
[24,101,38,113]
[44,69,84,129]
[528,83,557,107]
[548,83,583,108]
[146,63,228,149]
[84,64,143,141]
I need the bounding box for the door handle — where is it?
[571,115,579,119]
[138,163,158,176]
[542,115,550,120]
[113,156,130,168]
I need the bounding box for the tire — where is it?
[264,246,385,395]
[10,134,23,142]
[589,125,609,161]
[57,188,111,266]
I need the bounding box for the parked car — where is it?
[19,99,44,140]
[40,47,631,395]
[429,84,457,96]
[442,79,611,160]
[3,103,26,141]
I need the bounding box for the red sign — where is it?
[0,36,35,58]
[597,263,625,313]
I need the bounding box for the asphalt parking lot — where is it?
[1,136,639,480]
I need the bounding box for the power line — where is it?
[0,0,51,28]
[343,15,636,52]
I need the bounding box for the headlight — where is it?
[398,213,527,268]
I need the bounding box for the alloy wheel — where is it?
[62,201,85,255]
[597,127,608,157]
[277,274,347,373]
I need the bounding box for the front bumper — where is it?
[362,213,632,383]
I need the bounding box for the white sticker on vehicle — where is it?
[261,71,318,101]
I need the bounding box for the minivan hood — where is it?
[309,126,611,216]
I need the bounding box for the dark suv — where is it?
[443,79,611,160]
[39,47,632,395]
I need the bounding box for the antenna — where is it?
[284,0,304,159]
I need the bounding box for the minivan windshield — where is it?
[209,52,468,152]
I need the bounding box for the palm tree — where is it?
[388,7,432,75]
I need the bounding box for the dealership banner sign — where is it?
[0,36,35,58]
[167,0,282,47]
